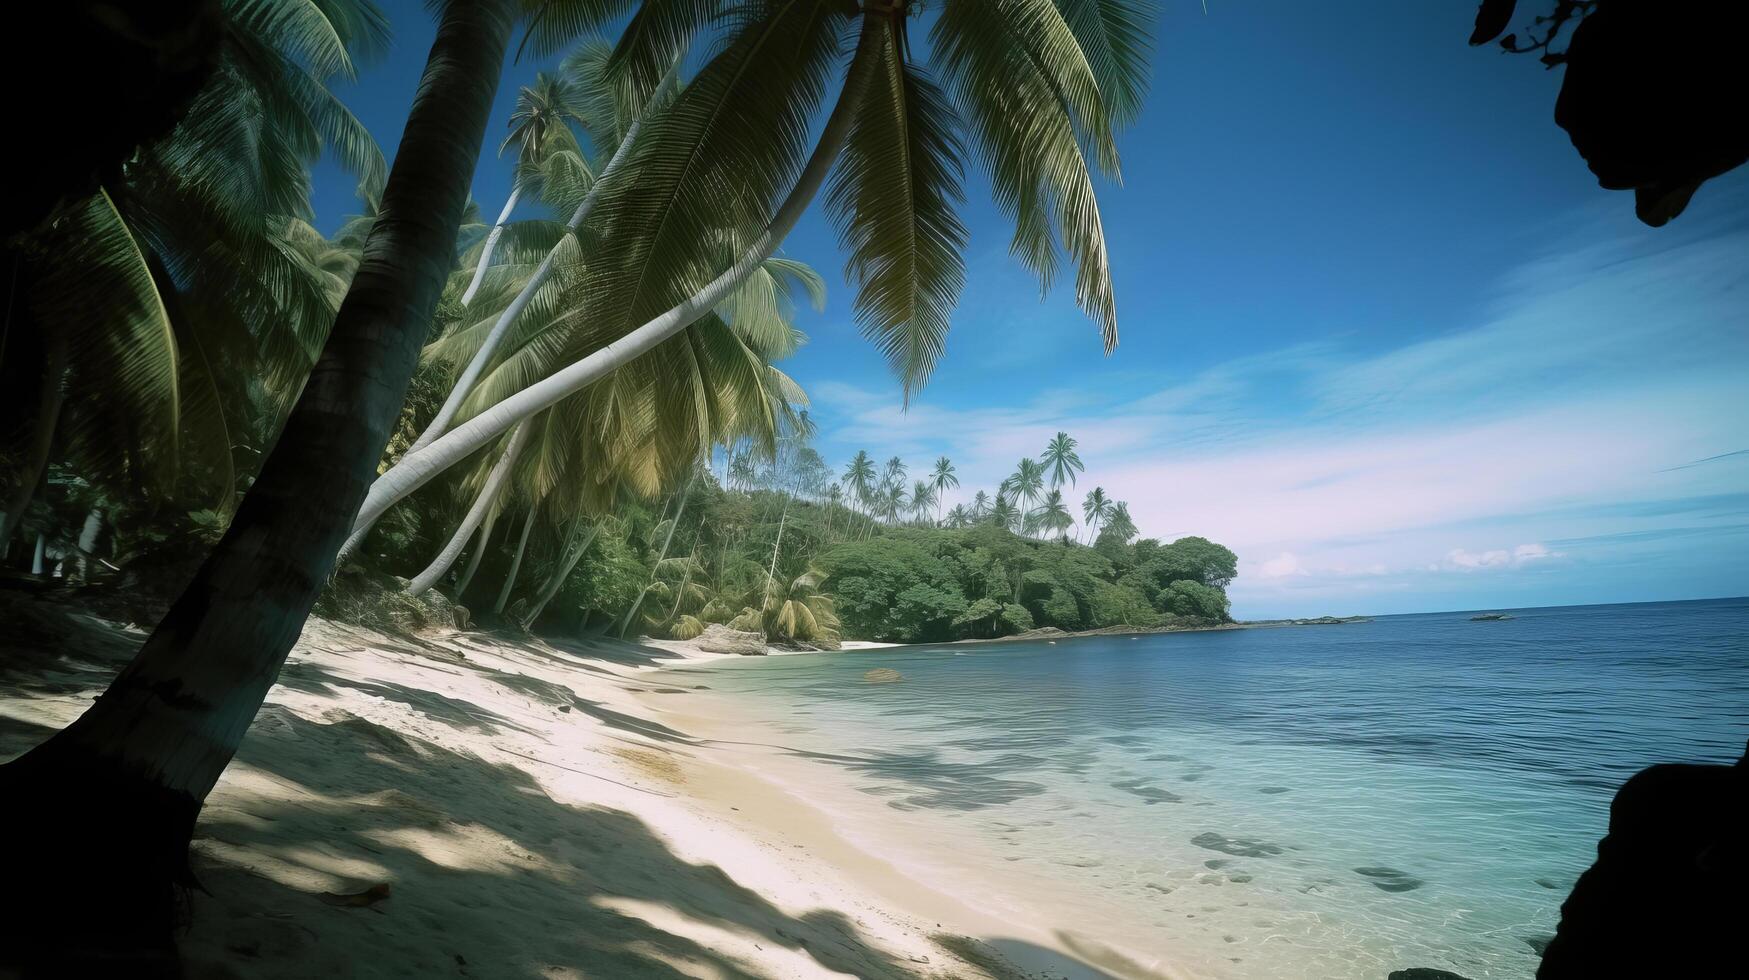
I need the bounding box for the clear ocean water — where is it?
[664,598,1749,979]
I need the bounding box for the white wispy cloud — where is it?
[803,200,1749,616]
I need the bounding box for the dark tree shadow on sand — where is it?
[0,599,1094,979]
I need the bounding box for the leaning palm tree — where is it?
[1042,430,1084,489]
[0,0,517,959]
[1082,485,1112,541]
[390,40,685,467]
[972,489,990,518]
[459,70,592,306]
[930,454,958,524]
[944,503,971,528]
[346,0,1155,545]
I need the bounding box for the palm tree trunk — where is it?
[30,532,47,575]
[760,503,791,640]
[407,418,530,596]
[616,471,697,638]
[661,547,698,631]
[458,184,522,306]
[492,505,536,615]
[0,1,513,962]
[520,517,601,630]
[345,16,886,541]
[452,509,497,598]
[330,63,688,563]
[0,330,68,548]
[405,59,682,458]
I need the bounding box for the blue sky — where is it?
[312,1,1749,618]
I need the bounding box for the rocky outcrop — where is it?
[1538,751,1746,977]
[691,624,767,656]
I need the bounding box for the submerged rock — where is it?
[862,668,903,684]
[1387,970,1472,980]
[1354,866,1426,892]
[1525,934,1554,956]
[1190,832,1284,858]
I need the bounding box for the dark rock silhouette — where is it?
[1537,746,1747,977]
[1474,1,1749,226]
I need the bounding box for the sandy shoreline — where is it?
[0,601,1160,979]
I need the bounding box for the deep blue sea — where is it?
[670,598,1749,979]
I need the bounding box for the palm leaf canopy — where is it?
[522,0,1153,398]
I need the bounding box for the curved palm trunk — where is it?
[405,60,683,459]
[346,17,885,541]
[760,503,792,641]
[0,330,68,548]
[520,517,601,629]
[492,506,536,615]
[617,473,697,638]
[661,547,699,631]
[452,509,497,598]
[459,184,522,306]
[407,418,530,596]
[0,1,513,962]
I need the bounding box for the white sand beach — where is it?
[0,602,1166,979]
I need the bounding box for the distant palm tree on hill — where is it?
[910,480,938,524]
[1003,457,1046,535]
[1082,486,1112,541]
[1037,488,1075,539]
[930,455,958,524]
[1043,431,1084,489]
[843,450,876,517]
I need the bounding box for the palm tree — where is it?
[880,480,908,525]
[2,0,389,547]
[1003,457,1046,534]
[843,450,876,517]
[1037,488,1075,539]
[944,503,971,528]
[1104,500,1138,543]
[346,0,1153,542]
[385,43,684,468]
[1082,486,1112,541]
[823,482,844,534]
[763,566,840,643]
[1042,431,1084,489]
[459,71,592,306]
[910,479,938,524]
[404,249,819,595]
[930,455,958,524]
[883,456,909,491]
[972,489,990,518]
[989,493,1020,533]
[0,0,517,956]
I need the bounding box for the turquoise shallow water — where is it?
[666,598,1748,979]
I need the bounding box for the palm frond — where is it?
[826,21,968,398]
